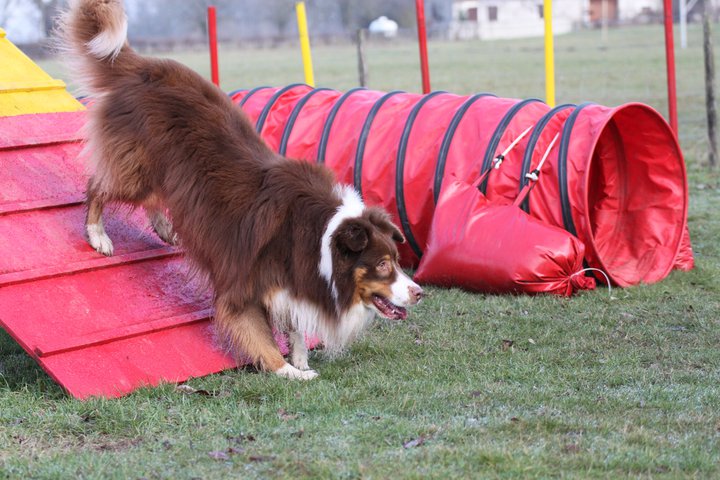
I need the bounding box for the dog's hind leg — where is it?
[143,194,178,245]
[85,177,114,256]
[147,209,178,246]
[216,299,318,380]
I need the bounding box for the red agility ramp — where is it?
[231,85,692,289]
[0,111,305,399]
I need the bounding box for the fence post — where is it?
[415,0,431,94]
[663,0,679,135]
[295,2,315,87]
[704,0,718,167]
[356,29,368,88]
[207,6,219,87]
[544,0,555,107]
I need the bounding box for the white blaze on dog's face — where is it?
[330,207,424,320]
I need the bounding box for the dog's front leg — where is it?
[85,179,114,256]
[216,299,318,380]
[288,330,310,371]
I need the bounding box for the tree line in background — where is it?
[0,0,452,47]
[130,0,452,45]
[0,0,63,37]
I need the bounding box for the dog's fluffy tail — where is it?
[57,0,133,96]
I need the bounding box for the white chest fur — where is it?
[266,289,374,354]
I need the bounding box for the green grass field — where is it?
[2,24,719,479]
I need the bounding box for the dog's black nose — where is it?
[410,285,424,303]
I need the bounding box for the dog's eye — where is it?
[377,260,391,276]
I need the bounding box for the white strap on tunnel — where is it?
[525,132,560,182]
[512,132,561,207]
[493,124,534,169]
[570,267,613,298]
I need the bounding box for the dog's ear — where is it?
[367,208,405,244]
[334,219,369,253]
[389,224,405,244]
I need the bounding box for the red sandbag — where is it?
[415,176,596,296]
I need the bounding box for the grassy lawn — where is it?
[2,23,719,478]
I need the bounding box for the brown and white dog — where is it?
[58,0,423,379]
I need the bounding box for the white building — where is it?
[587,0,664,24]
[449,0,679,40]
[617,0,662,20]
[451,0,584,40]
[368,16,399,38]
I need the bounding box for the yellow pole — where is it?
[295,2,315,87]
[544,0,556,107]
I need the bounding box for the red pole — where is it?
[663,0,678,135]
[415,0,431,94]
[208,6,220,87]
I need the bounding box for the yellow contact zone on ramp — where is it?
[0,28,84,116]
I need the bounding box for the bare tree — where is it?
[337,0,415,30]
[338,0,355,30]
[703,0,717,167]
[126,0,235,41]
[31,0,66,37]
[183,0,234,36]
[266,0,294,39]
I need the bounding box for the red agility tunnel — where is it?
[230,85,691,288]
[507,102,691,286]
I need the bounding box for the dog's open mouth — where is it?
[371,294,408,320]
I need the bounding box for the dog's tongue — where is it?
[372,295,408,320]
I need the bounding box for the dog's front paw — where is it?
[291,352,310,371]
[86,223,114,256]
[275,363,318,380]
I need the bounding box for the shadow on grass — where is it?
[0,328,64,397]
